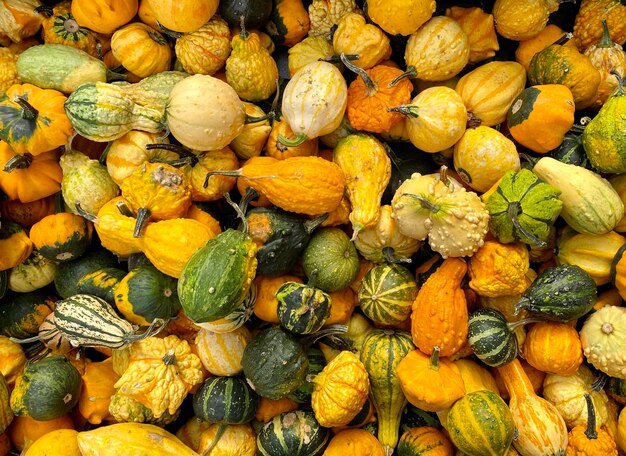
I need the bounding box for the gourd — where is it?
[582,70,626,173]
[446,6,499,64]
[53,248,118,298]
[333,134,391,235]
[301,227,360,292]
[265,118,318,160]
[8,251,57,293]
[0,195,56,227]
[486,168,563,247]
[9,414,75,454]
[367,0,435,36]
[403,16,470,81]
[76,423,199,456]
[360,329,414,453]
[276,281,331,334]
[467,308,521,367]
[0,373,12,436]
[532,157,625,235]
[523,322,583,376]
[288,346,326,404]
[256,410,330,456]
[29,212,92,262]
[307,0,359,39]
[0,0,43,43]
[497,358,568,456]
[195,326,250,376]
[78,358,118,425]
[0,83,73,156]
[22,428,81,456]
[265,0,310,47]
[10,355,82,420]
[174,16,231,76]
[280,61,347,146]
[566,393,618,455]
[492,0,559,41]
[446,390,515,456]
[39,1,99,56]
[515,24,573,70]
[149,0,218,33]
[0,290,55,339]
[219,0,272,29]
[192,376,259,453]
[0,221,33,272]
[580,305,626,378]
[111,23,171,79]
[16,44,109,94]
[71,0,138,35]
[196,423,256,456]
[388,87,467,153]
[325,428,386,456]
[287,35,334,76]
[332,13,391,70]
[455,61,526,127]
[573,0,626,50]
[311,351,369,427]
[196,284,255,334]
[396,426,453,456]
[165,74,245,151]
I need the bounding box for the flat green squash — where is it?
[257,410,330,456]
[0,290,56,339]
[76,267,127,304]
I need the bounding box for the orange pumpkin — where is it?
[523,322,583,376]
[71,0,138,35]
[110,23,172,78]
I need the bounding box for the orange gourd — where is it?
[78,358,119,425]
[446,6,499,64]
[253,274,303,323]
[523,322,583,376]
[148,0,219,33]
[0,196,55,227]
[111,23,172,79]
[8,414,74,453]
[566,393,618,455]
[71,0,138,35]
[265,119,319,160]
[515,24,576,70]
[324,428,386,456]
[255,397,299,422]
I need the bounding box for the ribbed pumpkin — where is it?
[149,0,219,33]
[523,322,583,376]
[397,426,454,456]
[111,22,171,79]
[40,1,101,57]
[71,0,138,35]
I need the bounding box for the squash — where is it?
[231,103,272,160]
[573,0,626,50]
[197,423,256,456]
[39,1,100,56]
[307,0,359,39]
[333,134,390,235]
[455,61,526,127]
[446,6,499,64]
[0,221,33,272]
[497,358,568,456]
[196,283,255,334]
[311,351,369,427]
[256,410,330,456]
[0,290,54,339]
[360,329,413,453]
[396,426,453,456]
[325,428,385,455]
[0,374,11,436]
[367,0,434,36]
[29,212,92,262]
[166,74,245,151]
[389,87,467,153]
[8,414,75,454]
[276,281,331,334]
[287,35,335,76]
[581,70,626,173]
[492,0,559,41]
[332,13,391,70]
[8,251,57,293]
[53,248,118,298]
[467,308,520,368]
[111,23,171,79]
[107,390,180,425]
[468,240,530,298]
[78,358,118,425]
[265,0,310,47]
[76,423,199,456]
[532,156,625,235]
[10,355,82,421]
[523,322,583,376]
[403,16,469,81]
[515,24,574,70]
[528,43,602,110]
[580,305,626,378]
[0,195,55,227]
[446,390,515,456]
[566,393,618,455]
[176,417,212,451]
[149,0,218,33]
[22,428,81,456]
[288,346,326,404]
[0,336,25,387]
[195,326,250,376]
[265,118,318,160]
[71,0,138,35]
[174,16,231,76]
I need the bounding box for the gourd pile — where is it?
[2,0,626,455]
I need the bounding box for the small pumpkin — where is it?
[0,195,55,227]
[8,251,57,293]
[367,0,435,36]
[566,393,618,455]
[39,1,101,57]
[515,24,575,70]
[265,118,318,160]
[78,358,119,425]
[71,0,138,35]
[332,13,391,70]
[492,0,559,41]
[523,322,583,376]
[573,0,626,50]
[0,221,33,272]
[287,35,334,76]
[195,326,250,377]
[29,212,93,262]
[580,305,626,379]
[149,0,218,33]
[231,102,272,160]
[111,22,171,79]
[264,0,310,47]
[324,428,385,455]
[197,423,257,456]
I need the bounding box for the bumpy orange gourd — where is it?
[175,16,231,75]
[265,119,318,160]
[180,147,239,202]
[492,0,558,41]
[411,257,469,358]
[367,0,435,36]
[71,0,138,35]
[468,240,530,298]
[523,322,583,376]
[573,0,626,50]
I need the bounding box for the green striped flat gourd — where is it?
[360,329,415,454]
[0,373,12,434]
[467,308,519,367]
[114,264,181,326]
[195,325,251,377]
[76,267,127,304]
[358,263,418,326]
[276,281,331,334]
[399,404,442,433]
[397,426,454,456]
[53,294,158,349]
[54,248,119,298]
[178,229,257,324]
[446,390,515,456]
[288,347,326,404]
[9,355,82,421]
[64,81,165,142]
[256,410,330,456]
[196,284,256,334]
[0,290,56,339]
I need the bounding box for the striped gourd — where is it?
[257,410,330,456]
[288,347,326,404]
[358,263,418,325]
[76,267,127,304]
[195,326,251,376]
[196,284,256,333]
[446,390,515,456]
[360,329,415,454]
[397,426,454,456]
[467,308,518,367]
[276,282,331,334]
[53,294,160,349]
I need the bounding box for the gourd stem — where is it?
[387,104,420,118]
[277,132,308,147]
[467,111,482,129]
[116,200,134,217]
[507,202,547,247]
[307,268,320,289]
[340,53,377,92]
[598,20,613,48]
[74,202,99,223]
[245,79,281,124]
[25,347,51,367]
[203,169,243,188]
[155,156,195,167]
[318,333,354,351]
[321,53,359,63]
[507,317,543,332]
[105,70,127,82]
[303,213,329,234]
[14,96,38,120]
[610,69,625,96]
[553,32,574,46]
[133,207,151,238]
[513,297,530,316]
[145,142,192,155]
[3,153,32,172]
[223,191,249,233]
[583,393,598,440]
[200,422,227,456]
[401,193,440,213]
[9,334,43,344]
[430,346,440,371]
[389,66,417,87]
[156,21,183,39]
[300,324,348,347]
[518,152,539,167]
[33,5,53,16]
[591,373,608,392]
[382,246,411,264]
[162,349,176,366]
[125,318,168,343]
[438,165,450,187]
[569,124,586,133]
[99,141,112,165]
[239,15,248,39]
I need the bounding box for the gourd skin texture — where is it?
[111,23,172,79]
[468,240,530,298]
[332,13,391,70]
[580,306,626,378]
[175,17,231,76]
[0,145,62,203]
[446,6,500,64]
[367,0,436,36]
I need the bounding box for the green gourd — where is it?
[276,281,331,335]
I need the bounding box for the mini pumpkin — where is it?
[174,16,231,76]
[29,213,93,262]
[71,0,138,35]
[446,6,499,64]
[111,23,171,78]
[523,322,583,376]
[332,13,391,69]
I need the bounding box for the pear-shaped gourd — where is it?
[582,71,626,173]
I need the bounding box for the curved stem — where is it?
[382,246,412,264]
[389,66,417,87]
[400,193,440,213]
[203,169,243,188]
[340,53,377,93]
[133,207,151,238]
[9,334,43,344]
[507,202,547,247]
[200,422,227,456]
[3,153,32,172]
[125,318,168,342]
[106,70,127,82]
[518,152,539,167]
[610,69,625,96]
[145,142,190,155]
[507,317,543,332]
[224,191,248,233]
[321,53,359,63]
[583,393,598,440]
[300,324,348,347]
[156,21,183,39]
[513,297,530,316]
[74,202,99,223]
[116,199,134,217]
[99,141,112,165]
[277,132,308,147]
[591,372,608,392]
[429,346,440,371]
[598,20,613,48]
[14,96,38,120]
[303,213,329,234]
[387,104,420,118]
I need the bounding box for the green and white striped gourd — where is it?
[358,263,418,325]
[257,410,330,456]
[467,308,519,367]
[53,294,161,349]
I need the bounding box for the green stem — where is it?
[300,324,348,347]
[598,20,614,48]
[203,169,242,188]
[382,246,412,264]
[610,69,625,96]
[156,21,183,39]
[223,191,249,234]
[200,422,227,456]
[14,96,38,120]
[401,193,440,213]
[74,202,98,223]
[591,373,608,392]
[277,132,308,147]
[508,202,547,247]
[116,200,134,217]
[99,141,112,165]
[3,153,32,172]
[340,53,377,93]
[125,318,167,342]
[303,213,329,235]
[321,53,359,63]
[133,207,151,238]
[106,70,127,82]
[429,346,441,371]
[507,317,543,332]
[387,104,420,118]
[583,393,598,440]
[389,66,417,87]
